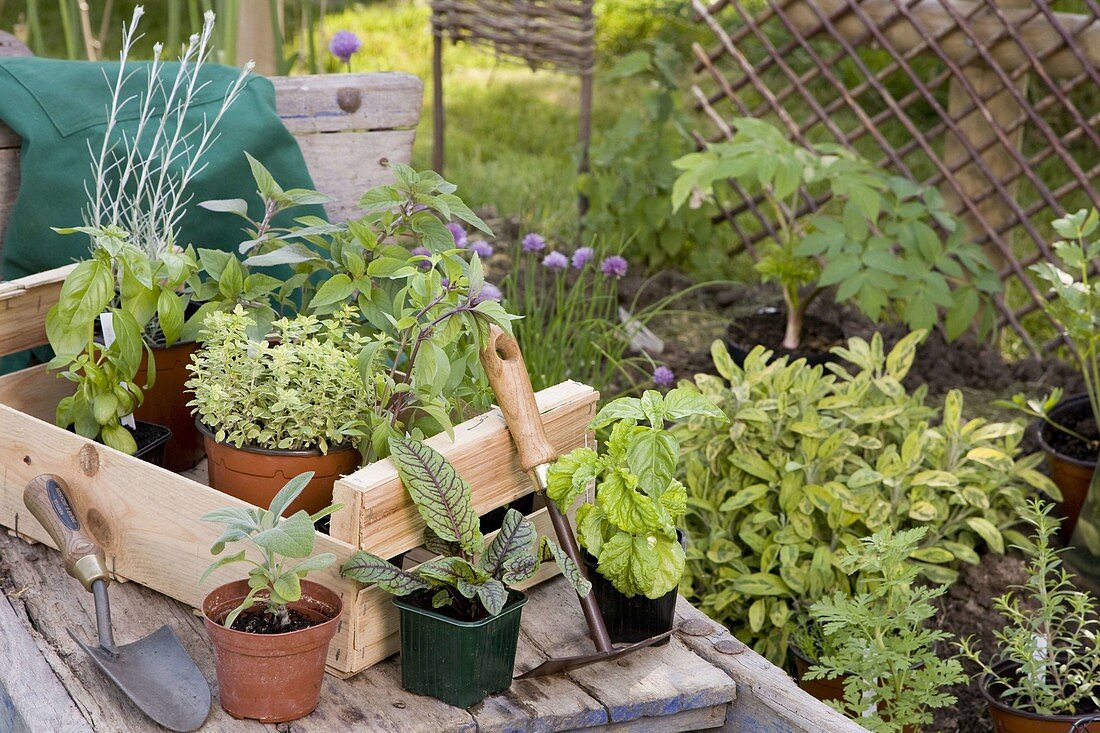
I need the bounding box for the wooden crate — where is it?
[0,70,599,677]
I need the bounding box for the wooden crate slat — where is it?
[0,364,72,422]
[271,73,423,134]
[331,380,598,557]
[0,265,75,358]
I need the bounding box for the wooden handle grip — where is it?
[479,325,558,471]
[23,475,109,592]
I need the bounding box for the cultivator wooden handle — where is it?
[24,474,110,592]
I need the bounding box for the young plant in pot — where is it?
[1001,209,1100,540]
[45,9,252,468]
[187,305,377,516]
[670,117,999,363]
[959,499,1100,733]
[544,388,726,644]
[341,437,591,708]
[200,471,343,723]
[794,527,964,732]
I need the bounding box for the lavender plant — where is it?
[959,499,1100,716]
[46,7,251,453]
[341,438,591,620]
[201,471,342,630]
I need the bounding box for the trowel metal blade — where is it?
[68,625,210,732]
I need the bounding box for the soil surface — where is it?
[229,607,320,634]
[1044,407,1100,463]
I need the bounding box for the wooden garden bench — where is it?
[0,31,864,733]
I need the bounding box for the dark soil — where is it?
[932,552,1029,733]
[1044,408,1099,463]
[229,607,320,634]
[724,308,843,364]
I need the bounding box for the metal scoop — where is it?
[24,474,211,732]
[479,326,676,679]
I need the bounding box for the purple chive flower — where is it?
[653,365,675,387]
[571,246,594,269]
[479,283,502,302]
[600,255,628,279]
[522,232,546,253]
[468,239,494,258]
[411,245,431,270]
[329,31,362,65]
[542,250,568,272]
[448,221,468,248]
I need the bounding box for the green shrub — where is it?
[675,331,1060,661]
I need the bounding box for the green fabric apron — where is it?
[0,57,325,372]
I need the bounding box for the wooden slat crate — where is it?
[0,70,600,677]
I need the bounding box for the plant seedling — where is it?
[342,437,591,620]
[200,471,342,629]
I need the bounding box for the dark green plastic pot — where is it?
[394,590,528,708]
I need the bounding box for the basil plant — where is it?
[191,158,519,461]
[341,438,591,620]
[200,471,342,630]
[546,389,726,599]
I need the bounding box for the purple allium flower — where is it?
[329,31,362,64]
[522,232,547,253]
[479,282,502,302]
[600,255,628,279]
[411,245,431,270]
[653,365,675,388]
[571,246,594,269]
[468,239,494,258]
[447,221,468,248]
[542,250,568,272]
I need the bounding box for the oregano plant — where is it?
[546,388,726,599]
[200,471,342,630]
[341,438,591,620]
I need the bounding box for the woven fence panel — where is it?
[431,0,595,74]
[690,0,1100,355]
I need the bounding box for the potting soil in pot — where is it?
[228,608,320,635]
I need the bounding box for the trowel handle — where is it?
[24,475,109,592]
[479,325,558,471]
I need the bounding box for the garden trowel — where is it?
[479,326,675,679]
[23,474,210,732]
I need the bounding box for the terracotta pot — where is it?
[1036,394,1098,541]
[133,341,203,472]
[198,421,360,516]
[202,579,342,723]
[981,669,1093,733]
[790,643,845,702]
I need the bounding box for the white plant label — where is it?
[99,312,136,429]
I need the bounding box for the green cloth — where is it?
[0,58,325,371]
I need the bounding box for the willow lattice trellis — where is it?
[430,0,596,211]
[690,0,1100,356]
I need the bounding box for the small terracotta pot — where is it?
[981,669,1090,733]
[198,421,360,516]
[202,579,342,723]
[134,341,204,472]
[1036,394,1098,541]
[790,643,845,702]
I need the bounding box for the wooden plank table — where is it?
[0,530,866,732]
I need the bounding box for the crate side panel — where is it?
[332,381,597,558]
[0,364,72,422]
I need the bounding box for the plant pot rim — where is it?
[1035,393,1098,469]
[202,578,343,638]
[195,420,357,458]
[980,665,1093,723]
[393,590,528,628]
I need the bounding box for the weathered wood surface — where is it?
[0,533,749,732]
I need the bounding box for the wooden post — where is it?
[577,70,593,218]
[941,0,1031,269]
[432,32,445,174]
[235,0,279,75]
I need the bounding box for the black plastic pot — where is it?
[724,308,841,368]
[394,590,527,708]
[581,531,684,646]
[132,421,172,467]
[1036,393,1098,541]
